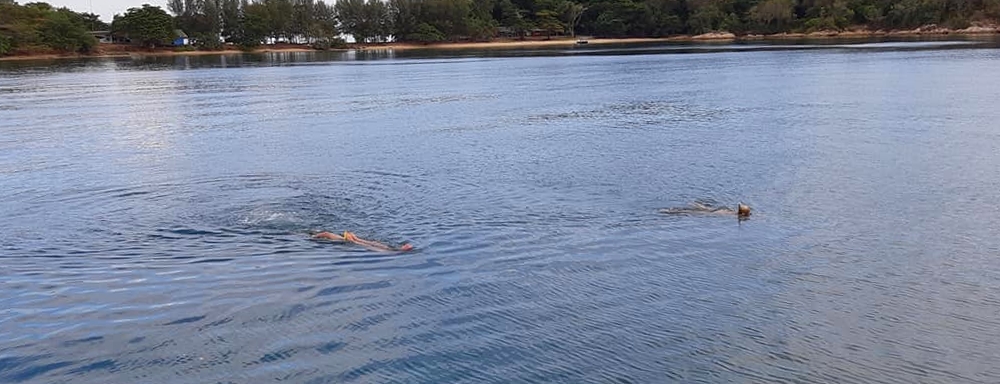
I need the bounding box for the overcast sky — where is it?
[45,0,165,22]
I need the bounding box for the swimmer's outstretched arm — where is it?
[312,231,346,242]
[344,231,414,252]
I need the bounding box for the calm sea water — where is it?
[3,39,1000,383]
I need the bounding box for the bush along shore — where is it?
[2,0,999,60]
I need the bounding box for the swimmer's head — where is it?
[399,244,414,252]
[737,202,751,217]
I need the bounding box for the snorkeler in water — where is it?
[659,201,751,219]
[312,231,414,252]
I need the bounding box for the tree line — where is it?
[3,0,1000,56]
[0,1,106,56]
[157,0,1000,44]
[161,0,339,48]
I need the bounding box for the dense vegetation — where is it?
[165,0,340,48]
[2,0,1000,57]
[112,5,179,48]
[164,0,1000,44]
[0,1,104,56]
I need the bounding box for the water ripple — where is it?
[2,42,1000,384]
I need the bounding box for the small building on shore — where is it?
[88,30,120,43]
[173,30,189,46]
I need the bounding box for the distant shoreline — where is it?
[400,25,1000,48]
[2,26,997,62]
[368,26,998,51]
[0,45,316,62]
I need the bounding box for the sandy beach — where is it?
[2,26,996,61]
[363,25,998,51]
[366,37,676,51]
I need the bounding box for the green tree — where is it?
[848,0,885,26]
[588,3,629,37]
[1,2,46,50]
[0,3,101,54]
[169,0,228,42]
[39,9,97,52]
[166,0,189,15]
[312,0,339,39]
[467,13,498,39]
[686,0,740,33]
[202,0,224,36]
[236,1,270,47]
[70,12,109,31]
[535,9,565,35]
[802,0,855,30]
[495,0,531,37]
[984,0,1000,19]
[0,35,11,56]
[113,4,175,48]
[23,2,53,12]
[263,0,294,41]
[560,1,586,36]
[368,0,394,42]
[585,0,651,37]
[218,0,242,41]
[337,0,392,42]
[422,0,474,38]
[7,0,1000,55]
[688,5,722,33]
[336,0,367,41]
[407,21,448,40]
[750,0,795,32]
[642,0,685,36]
[389,0,421,38]
[292,0,315,40]
[886,0,944,27]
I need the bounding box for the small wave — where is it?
[524,101,726,126]
[238,208,302,227]
[160,228,223,236]
[162,315,206,325]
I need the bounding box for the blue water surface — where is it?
[2,40,1000,383]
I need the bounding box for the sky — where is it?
[44,0,162,23]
